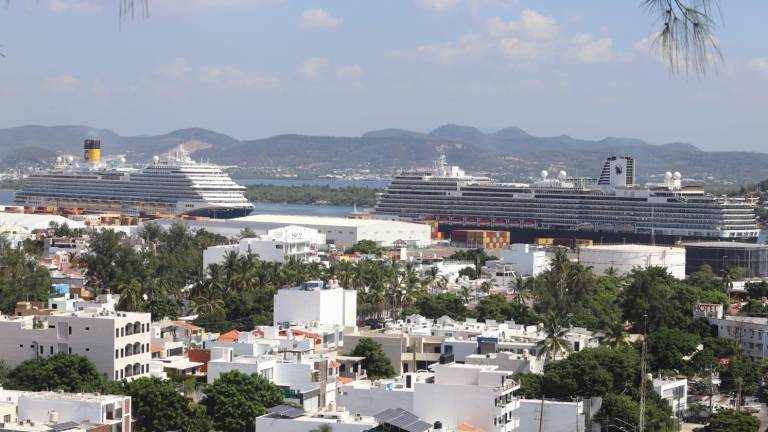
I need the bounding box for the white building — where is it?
[337,363,520,432]
[234,214,432,248]
[707,315,768,360]
[494,244,551,277]
[202,225,324,267]
[465,352,545,375]
[256,405,378,432]
[0,388,131,432]
[207,346,338,412]
[652,378,688,416]
[273,280,357,328]
[578,244,686,279]
[0,309,152,381]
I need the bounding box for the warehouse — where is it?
[578,244,686,279]
[233,214,432,248]
[684,241,768,277]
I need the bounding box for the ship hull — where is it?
[185,206,253,219]
[438,224,759,246]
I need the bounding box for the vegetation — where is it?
[346,240,382,256]
[201,370,284,432]
[351,338,396,380]
[0,239,52,314]
[4,354,117,393]
[124,377,211,432]
[701,409,760,432]
[244,184,380,207]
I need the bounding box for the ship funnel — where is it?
[84,139,101,163]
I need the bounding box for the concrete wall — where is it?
[256,417,374,432]
[337,385,414,416]
[517,400,584,432]
[413,383,497,432]
[274,288,356,327]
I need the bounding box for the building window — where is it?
[19,344,23,348]
[85,348,90,352]
[116,350,119,359]
[50,346,53,355]
[86,327,90,331]
[68,347,72,354]
[116,329,120,338]
[68,326,72,335]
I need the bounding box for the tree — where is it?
[6,354,113,393]
[202,370,283,432]
[513,373,542,399]
[406,293,468,320]
[346,240,381,256]
[643,0,722,75]
[123,377,211,432]
[537,312,571,361]
[350,338,395,380]
[472,294,538,325]
[0,240,52,314]
[702,409,759,432]
[542,346,640,399]
[647,328,701,371]
[457,266,478,280]
[596,393,673,432]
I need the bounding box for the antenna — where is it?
[638,314,648,431]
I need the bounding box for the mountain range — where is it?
[1,124,766,183]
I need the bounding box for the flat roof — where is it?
[235,214,424,228]
[581,244,683,252]
[683,241,768,249]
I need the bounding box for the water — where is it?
[235,178,388,189]
[0,189,357,217]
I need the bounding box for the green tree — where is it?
[350,338,396,380]
[346,240,381,255]
[596,393,673,432]
[123,377,211,432]
[6,354,113,393]
[0,240,52,314]
[406,293,468,320]
[702,409,759,432]
[513,373,542,399]
[537,312,571,361]
[202,370,283,432]
[542,346,640,399]
[647,328,701,371]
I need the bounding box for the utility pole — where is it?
[638,314,648,432]
[538,374,545,432]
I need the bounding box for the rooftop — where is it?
[235,214,422,228]
[580,244,684,252]
[683,241,768,249]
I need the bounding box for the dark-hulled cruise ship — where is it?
[375,156,760,244]
[15,140,254,218]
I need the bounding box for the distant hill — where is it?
[0,124,766,183]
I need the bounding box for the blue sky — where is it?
[0,0,767,151]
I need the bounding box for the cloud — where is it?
[302,8,339,28]
[200,65,277,88]
[498,37,540,59]
[156,58,191,79]
[300,57,329,80]
[47,0,100,14]
[750,58,768,72]
[571,34,613,63]
[409,33,490,63]
[336,65,365,79]
[41,75,81,94]
[416,0,459,13]
[486,10,558,41]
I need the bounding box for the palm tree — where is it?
[191,295,225,316]
[603,321,628,348]
[537,312,572,361]
[117,279,145,312]
[721,265,738,293]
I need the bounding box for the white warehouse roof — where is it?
[0,212,87,232]
[235,214,420,228]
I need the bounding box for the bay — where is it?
[0,190,357,217]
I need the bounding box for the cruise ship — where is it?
[375,156,760,244]
[15,140,254,219]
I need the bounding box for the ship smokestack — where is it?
[84,139,101,163]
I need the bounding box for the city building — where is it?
[255,405,377,432]
[493,244,551,277]
[577,244,686,279]
[516,399,593,432]
[202,225,325,267]
[706,315,768,360]
[0,388,131,432]
[684,241,768,277]
[652,377,688,416]
[337,363,521,432]
[233,214,432,248]
[0,309,152,381]
[273,280,357,328]
[464,352,545,375]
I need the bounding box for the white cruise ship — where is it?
[375,155,760,244]
[15,140,254,218]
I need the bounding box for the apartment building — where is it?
[0,309,152,381]
[203,225,325,267]
[707,315,768,360]
[0,388,131,432]
[337,363,521,432]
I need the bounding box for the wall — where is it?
[274,288,356,327]
[413,383,495,431]
[579,246,686,279]
[255,417,373,432]
[517,400,584,432]
[337,385,414,416]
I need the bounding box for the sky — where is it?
[0,0,767,152]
